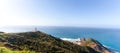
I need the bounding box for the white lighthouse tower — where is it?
[33,27,38,32]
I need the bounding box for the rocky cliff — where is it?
[74,38,113,53]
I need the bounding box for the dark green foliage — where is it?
[0,31,99,53]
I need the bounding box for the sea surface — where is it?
[0,26,120,52]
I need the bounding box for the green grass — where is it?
[0,47,35,53]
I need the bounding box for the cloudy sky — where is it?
[0,0,120,28]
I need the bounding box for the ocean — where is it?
[0,26,120,52]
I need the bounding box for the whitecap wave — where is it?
[60,38,80,42]
[115,52,120,53]
[103,45,120,53]
[61,38,120,53]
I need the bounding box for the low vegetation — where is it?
[0,31,99,53]
[0,47,35,53]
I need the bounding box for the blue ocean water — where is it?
[0,26,120,51]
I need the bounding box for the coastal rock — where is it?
[75,38,112,53]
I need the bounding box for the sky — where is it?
[0,0,120,28]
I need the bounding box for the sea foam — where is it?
[61,38,120,53]
[61,38,80,42]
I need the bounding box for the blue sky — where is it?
[0,0,120,28]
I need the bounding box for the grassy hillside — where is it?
[0,31,99,53]
[0,47,35,53]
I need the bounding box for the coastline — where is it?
[61,38,120,53]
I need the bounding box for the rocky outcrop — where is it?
[75,38,112,53]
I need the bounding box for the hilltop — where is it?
[0,31,99,53]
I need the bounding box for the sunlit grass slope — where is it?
[0,47,35,53]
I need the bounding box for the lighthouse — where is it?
[33,27,38,32]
